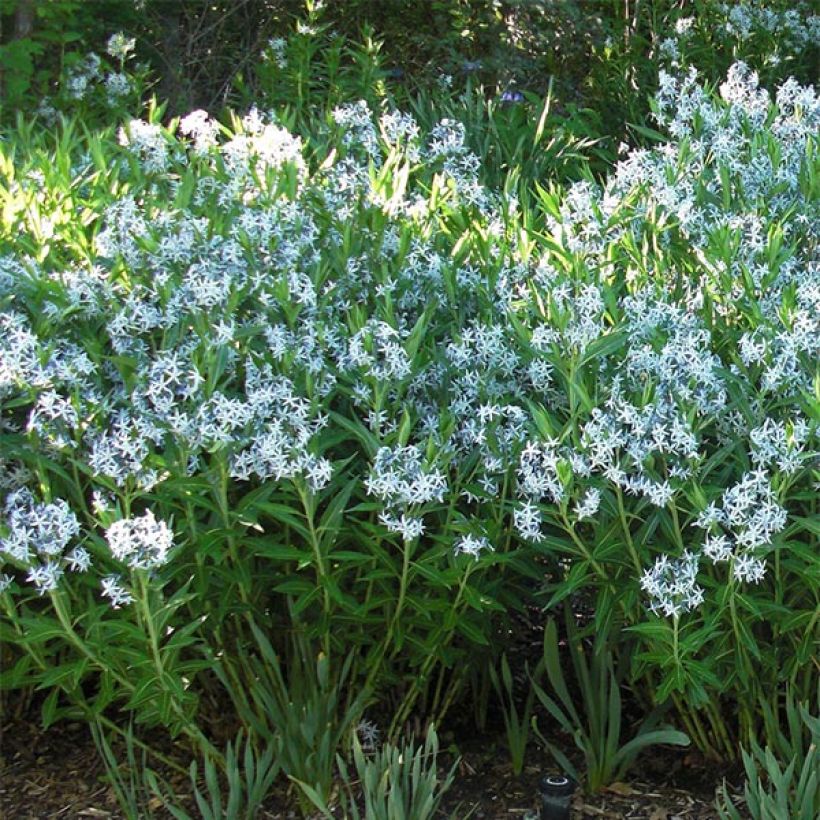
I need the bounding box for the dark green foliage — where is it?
[531,613,690,792]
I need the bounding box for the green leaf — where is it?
[544,561,592,610]
[541,620,579,722]
[329,411,380,456]
[289,778,334,817]
[579,331,628,368]
[456,617,489,646]
[317,479,356,552]
[627,122,668,143]
[612,729,689,772]
[255,503,311,540]
[41,688,61,729]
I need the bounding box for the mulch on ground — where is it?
[1,707,739,819]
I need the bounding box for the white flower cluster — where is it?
[641,551,704,618]
[379,110,422,160]
[119,119,171,172]
[453,533,494,560]
[341,321,412,382]
[58,34,138,110]
[749,417,808,475]
[720,1,819,46]
[366,446,447,541]
[105,509,174,571]
[517,439,565,505]
[66,53,103,100]
[0,489,81,594]
[694,470,787,584]
[657,2,819,71]
[106,32,136,60]
[264,37,288,69]
[334,100,382,162]
[179,109,220,153]
[331,103,492,212]
[0,490,79,562]
[574,488,601,521]
[101,574,134,608]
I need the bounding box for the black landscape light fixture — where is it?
[539,773,575,820]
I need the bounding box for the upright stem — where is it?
[387,561,473,739]
[134,575,220,760]
[668,501,686,552]
[559,512,614,590]
[50,591,132,693]
[299,484,331,654]
[705,698,736,760]
[4,594,187,773]
[615,486,642,575]
[216,457,249,606]
[388,535,413,643]
[672,692,713,757]
[672,614,679,666]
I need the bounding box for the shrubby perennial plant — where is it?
[0,26,817,809]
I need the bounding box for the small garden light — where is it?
[539,774,575,820]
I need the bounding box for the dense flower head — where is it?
[179,109,219,153]
[0,490,81,594]
[118,119,170,172]
[641,551,704,617]
[105,510,174,571]
[366,446,447,508]
[100,574,134,608]
[106,32,136,60]
[0,490,79,564]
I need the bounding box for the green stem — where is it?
[725,567,753,680]
[388,562,474,738]
[92,712,188,774]
[385,534,414,658]
[705,698,736,760]
[134,575,220,761]
[50,591,132,693]
[668,501,686,552]
[216,458,249,606]
[673,697,706,755]
[672,692,712,756]
[299,484,331,654]
[138,575,163,679]
[4,596,186,774]
[559,512,614,590]
[70,461,94,522]
[672,615,679,667]
[615,486,642,575]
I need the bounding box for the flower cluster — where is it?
[1,64,816,629]
[657,2,819,73]
[366,446,447,541]
[694,470,787,583]
[34,31,143,122]
[105,509,174,571]
[0,489,81,594]
[453,533,494,560]
[641,551,704,618]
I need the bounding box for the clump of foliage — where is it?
[717,691,819,820]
